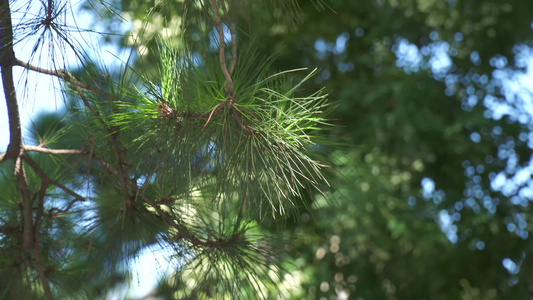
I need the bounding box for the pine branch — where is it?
[49,197,85,214]
[23,145,85,155]
[107,105,132,209]
[46,0,53,21]
[34,182,53,300]
[73,85,107,126]
[0,0,23,162]
[210,0,234,97]
[73,85,131,208]
[22,144,120,177]
[22,154,86,200]
[1,0,34,251]
[88,154,119,176]
[15,157,34,251]
[13,59,118,101]
[220,0,236,77]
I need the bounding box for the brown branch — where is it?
[1,1,34,250]
[22,144,118,177]
[90,154,119,176]
[13,59,117,101]
[73,85,108,129]
[46,0,52,20]
[4,146,83,160]
[230,105,255,134]
[202,102,225,129]
[51,198,85,215]
[0,0,23,162]
[15,157,34,250]
[219,0,236,77]
[23,145,85,155]
[107,116,131,209]
[22,154,86,200]
[34,182,53,300]
[210,0,234,97]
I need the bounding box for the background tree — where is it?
[232,1,533,299]
[0,0,333,299]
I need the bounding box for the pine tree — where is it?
[0,0,333,298]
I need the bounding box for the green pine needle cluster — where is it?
[0,0,336,297]
[115,41,333,218]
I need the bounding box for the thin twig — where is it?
[202,102,225,129]
[15,157,35,250]
[73,85,107,129]
[90,155,119,176]
[210,0,234,97]
[230,106,254,134]
[74,86,131,208]
[70,86,131,212]
[86,136,95,191]
[34,182,53,300]
[46,0,52,19]
[243,134,254,212]
[50,197,85,214]
[108,121,131,209]
[14,59,117,101]
[23,144,118,176]
[23,145,85,155]
[219,0,236,77]
[22,154,86,200]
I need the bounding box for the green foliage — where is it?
[113,43,331,217]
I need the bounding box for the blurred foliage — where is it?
[244,1,533,299]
